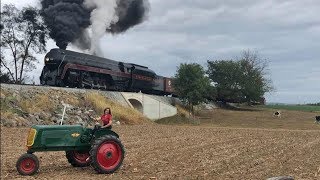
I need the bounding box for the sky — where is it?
[1,0,320,104]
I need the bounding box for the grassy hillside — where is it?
[0,87,149,126]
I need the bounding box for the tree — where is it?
[0,4,48,84]
[207,50,273,104]
[173,63,211,114]
[207,60,243,102]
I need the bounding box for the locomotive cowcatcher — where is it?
[16,124,125,175]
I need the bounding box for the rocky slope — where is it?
[0,84,149,127]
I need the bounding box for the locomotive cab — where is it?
[127,63,156,92]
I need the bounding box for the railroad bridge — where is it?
[121,92,177,120]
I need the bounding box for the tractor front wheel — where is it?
[66,150,90,167]
[16,153,39,176]
[90,135,125,174]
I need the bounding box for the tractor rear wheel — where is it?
[16,153,39,176]
[90,135,125,174]
[66,150,90,167]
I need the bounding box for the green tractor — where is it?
[16,123,125,175]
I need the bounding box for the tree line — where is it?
[173,50,273,112]
[306,103,320,106]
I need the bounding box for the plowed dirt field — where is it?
[1,124,320,180]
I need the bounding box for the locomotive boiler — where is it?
[40,48,173,95]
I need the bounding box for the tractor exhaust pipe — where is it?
[60,104,67,125]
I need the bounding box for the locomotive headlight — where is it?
[45,57,50,62]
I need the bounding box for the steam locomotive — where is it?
[40,48,174,95]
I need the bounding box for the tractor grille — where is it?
[26,128,37,147]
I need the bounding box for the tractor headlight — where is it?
[26,128,37,147]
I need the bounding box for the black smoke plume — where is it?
[41,0,91,50]
[40,0,149,50]
[108,0,149,34]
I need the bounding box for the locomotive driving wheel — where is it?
[90,135,125,174]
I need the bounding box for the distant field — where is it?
[157,108,320,130]
[260,104,320,112]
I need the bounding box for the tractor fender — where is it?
[106,130,120,138]
[93,129,120,140]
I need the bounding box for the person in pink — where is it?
[100,107,112,129]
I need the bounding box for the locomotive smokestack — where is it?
[40,0,150,53]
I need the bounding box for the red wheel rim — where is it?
[97,141,122,171]
[20,158,36,174]
[74,151,90,163]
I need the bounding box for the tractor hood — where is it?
[27,125,90,152]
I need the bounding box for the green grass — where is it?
[260,104,320,112]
